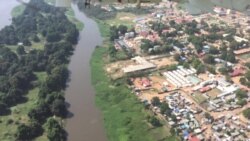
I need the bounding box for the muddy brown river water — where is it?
[64,3,107,141]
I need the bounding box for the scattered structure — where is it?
[123,56,156,73]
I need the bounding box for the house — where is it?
[230,68,243,77]
[141,78,151,87]
[114,39,131,50]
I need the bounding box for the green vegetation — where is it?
[243,108,250,119]
[192,92,207,104]
[91,47,177,141]
[65,9,84,30]
[91,16,178,141]
[11,5,25,17]
[105,12,136,27]
[0,0,79,140]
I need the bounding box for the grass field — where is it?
[105,12,137,27]
[192,92,207,104]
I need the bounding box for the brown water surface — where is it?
[64,4,107,141]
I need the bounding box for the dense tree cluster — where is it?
[243,108,250,119]
[109,25,129,41]
[0,0,79,46]
[0,0,79,140]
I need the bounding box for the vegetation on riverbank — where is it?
[0,0,79,140]
[65,8,84,30]
[91,47,177,141]
[90,15,179,141]
[11,5,25,17]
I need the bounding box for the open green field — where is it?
[65,8,84,30]
[105,12,137,27]
[192,92,207,104]
[11,5,25,17]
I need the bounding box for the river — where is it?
[0,0,107,141]
[0,0,20,29]
[64,3,108,141]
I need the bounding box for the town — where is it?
[101,0,250,141]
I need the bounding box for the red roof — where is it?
[200,86,211,93]
[188,134,200,141]
[230,68,243,77]
[140,31,148,37]
[142,79,151,87]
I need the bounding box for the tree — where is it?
[51,99,67,117]
[160,102,171,115]
[245,70,250,81]
[33,35,40,42]
[0,102,10,115]
[16,45,25,55]
[173,53,180,61]
[243,108,250,119]
[240,77,247,85]
[245,62,250,69]
[236,90,248,99]
[140,39,153,53]
[108,45,117,58]
[151,97,161,106]
[23,39,32,46]
[207,66,216,74]
[203,55,215,64]
[237,99,247,106]
[28,103,51,123]
[218,67,229,75]
[148,116,161,127]
[162,44,173,52]
[183,62,190,69]
[16,124,32,140]
[209,46,219,54]
[227,51,236,63]
[118,25,128,35]
[16,122,43,140]
[191,58,202,69]
[46,32,61,42]
[196,64,206,74]
[46,118,66,141]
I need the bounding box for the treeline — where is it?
[0,0,79,140]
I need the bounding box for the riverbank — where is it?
[90,18,179,141]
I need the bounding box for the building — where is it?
[115,39,131,49]
[123,56,156,73]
